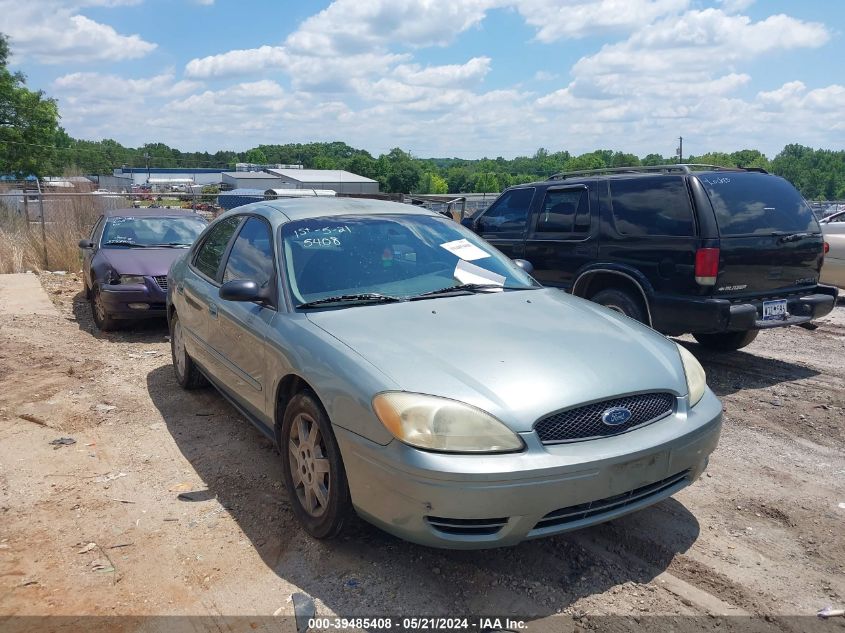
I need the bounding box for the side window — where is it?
[90,216,104,242]
[478,188,535,235]
[193,216,242,281]
[609,176,694,237]
[223,217,275,290]
[535,188,590,236]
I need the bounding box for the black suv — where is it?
[462,165,838,350]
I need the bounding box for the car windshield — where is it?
[101,216,206,248]
[282,214,538,307]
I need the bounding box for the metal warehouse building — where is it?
[220,171,284,191]
[266,169,378,194]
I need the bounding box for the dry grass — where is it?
[0,184,117,273]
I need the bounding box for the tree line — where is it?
[2,34,844,199]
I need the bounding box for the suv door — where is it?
[181,216,243,374]
[524,184,597,289]
[210,216,278,420]
[474,187,535,259]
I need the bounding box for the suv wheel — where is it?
[693,330,759,351]
[281,391,351,540]
[170,312,208,389]
[591,288,646,323]
[90,286,118,331]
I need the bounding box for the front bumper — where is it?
[651,285,838,335]
[336,389,722,549]
[99,278,167,318]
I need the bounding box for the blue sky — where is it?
[1,0,843,159]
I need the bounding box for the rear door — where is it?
[698,173,824,298]
[523,184,597,289]
[474,187,535,259]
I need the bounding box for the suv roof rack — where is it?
[548,163,768,181]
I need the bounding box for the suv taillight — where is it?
[695,248,720,285]
[824,241,830,255]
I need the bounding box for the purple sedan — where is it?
[79,208,207,330]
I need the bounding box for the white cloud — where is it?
[515,0,689,42]
[392,57,491,88]
[0,0,156,63]
[185,46,289,79]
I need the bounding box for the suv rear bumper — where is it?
[650,285,838,335]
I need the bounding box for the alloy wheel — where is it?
[288,413,331,517]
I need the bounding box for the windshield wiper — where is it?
[150,242,191,248]
[409,283,524,299]
[776,232,814,243]
[297,293,405,309]
[104,240,146,247]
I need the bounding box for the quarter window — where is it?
[193,216,241,280]
[610,176,694,237]
[478,188,535,235]
[223,217,275,290]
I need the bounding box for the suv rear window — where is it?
[699,173,820,236]
[609,176,694,237]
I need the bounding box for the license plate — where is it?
[762,299,788,320]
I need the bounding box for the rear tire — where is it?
[170,312,208,389]
[281,391,351,540]
[693,330,759,351]
[591,288,646,323]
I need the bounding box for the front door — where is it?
[211,216,278,420]
[474,187,536,260]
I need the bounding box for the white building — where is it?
[266,169,379,195]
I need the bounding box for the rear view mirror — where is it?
[219,279,269,303]
[79,239,94,249]
[513,259,534,275]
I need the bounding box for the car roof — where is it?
[102,207,204,218]
[257,197,441,222]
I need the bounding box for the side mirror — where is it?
[219,279,268,303]
[79,239,94,249]
[460,217,477,232]
[513,259,534,275]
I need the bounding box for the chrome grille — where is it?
[535,392,675,444]
[532,469,690,532]
[153,275,168,291]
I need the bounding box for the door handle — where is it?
[208,303,218,318]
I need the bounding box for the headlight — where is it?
[372,392,523,453]
[677,344,706,406]
[119,275,145,285]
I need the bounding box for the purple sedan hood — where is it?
[100,248,187,277]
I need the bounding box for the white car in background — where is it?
[820,210,845,288]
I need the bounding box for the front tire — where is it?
[591,288,646,323]
[693,330,759,351]
[170,312,208,389]
[281,391,351,539]
[90,286,118,331]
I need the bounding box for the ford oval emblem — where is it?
[601,406,632,426]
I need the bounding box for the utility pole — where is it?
[676,137,683,163]
[144,151,150,185]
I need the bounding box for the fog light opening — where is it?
[128,303,150,310]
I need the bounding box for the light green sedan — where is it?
[167,197,721,549]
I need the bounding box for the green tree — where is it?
[0,33,60,177]
[418,171,448,194]
[244,147,268,164]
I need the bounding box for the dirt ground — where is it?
[1,272,844,631]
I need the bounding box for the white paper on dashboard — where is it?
[452,259,506,286]
[439,238,490,261]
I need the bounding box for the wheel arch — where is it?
[572,267,653,326]
[274,374,319,448]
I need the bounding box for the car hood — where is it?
[99,248,187,277]
[305,289,688,432]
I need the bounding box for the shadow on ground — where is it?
[676,340,820,397]
[146,364,701,619]
[71,289,169,344]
